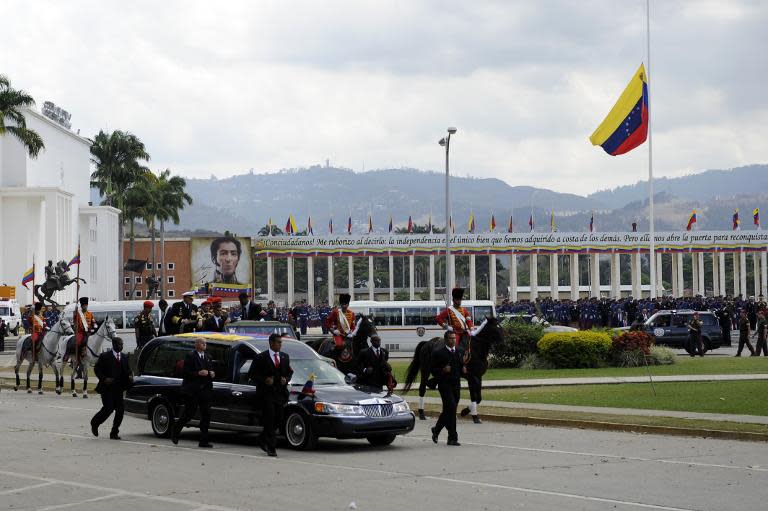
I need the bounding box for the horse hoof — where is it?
[13,386,18,392]
[82,393,88,399]
[72,392,78,398]
[55,388,62,395]
[27,389,32,394]
[38,390,44,395]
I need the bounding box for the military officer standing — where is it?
[134,301,157,352]
[167,291,199,334]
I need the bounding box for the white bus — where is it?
[62,299,211,353]
[349,300,496,357]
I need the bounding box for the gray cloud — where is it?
[3,0,766,195]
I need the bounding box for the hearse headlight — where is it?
[393,401,410,414]
[314,402,366,416]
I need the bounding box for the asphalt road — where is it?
[0,390,766,511]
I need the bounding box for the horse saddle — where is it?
[64,337,86,357]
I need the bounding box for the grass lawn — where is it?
[479,380,768,416]
[390,355,768,383]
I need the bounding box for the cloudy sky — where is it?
[5,0,767,195]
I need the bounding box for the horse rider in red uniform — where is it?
[324,293,360,348]
[27,302,47,360]
[435,288,478,420]
[74,297,97,372]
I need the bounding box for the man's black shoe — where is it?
[259,439,268,453]
[90,422,98,437]
[267,449,277,457]
[430,426,438,444]
[447,440,461,446]
[472,415,482,424]
[110,433,121,440]
[199,442,213,448]
[460,407,470,417]
[171,429,179,445]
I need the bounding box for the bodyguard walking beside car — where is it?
[753,311,767,356]
[430,331,465,447]
[736,310,756,357]
[172,337,215,448]
[248,334,293,456]
[90,338,133,440]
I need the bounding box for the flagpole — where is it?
[647,0,657,299]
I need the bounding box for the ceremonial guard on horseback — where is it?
[314,293,377,374]
[25,302,47,362]
[72,297,97,377]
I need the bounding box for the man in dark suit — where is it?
[172,337,215,447]
[248,334,293,456]
[238,292,264,321]
[157,299,169,336]
[90,337,133,440]
[430,331,465,447]
[356,335,390,389]
[202,297,228,332]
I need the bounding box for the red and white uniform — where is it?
[325,307,358,337]
[435,306,474,338]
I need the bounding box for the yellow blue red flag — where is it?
[590,64,649,156]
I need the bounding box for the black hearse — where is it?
[124,333,414,449]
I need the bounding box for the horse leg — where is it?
[14,360,21,391]
[417,366,428,420]
[38,364,44,394]
[82,367,88,398]
[463,373,483,424]
[52,362,62,395]
[71,364,77,397]
[26,362,34,393]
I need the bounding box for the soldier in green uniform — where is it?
[687,312,704,357]
[736,310,755,357]
[754,310,767,356]
[134,301,157,352]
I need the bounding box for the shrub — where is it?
[490,319,545,368]
[649,345,676,365]
[518,353,555,370]
[537,331,612,368]
[613,331,654,356]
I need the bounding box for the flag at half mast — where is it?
[590,64,649,156]
[754,208,760,229]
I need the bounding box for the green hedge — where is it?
[489,319,545,368]
[537,331,613,368]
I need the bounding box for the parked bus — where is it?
[348,300,496,357]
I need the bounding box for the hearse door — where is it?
[205,343,235,424]
[227,348,262,428]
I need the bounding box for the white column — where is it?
[676,253,684,297]
[698,252,705,296]
[529,254,538,299]
[287,256,295,306]
[267,255,275,301]
[409,254,416,300]
[712,252,719,297]
[327,256,334,304]
[733,252,740,297]
[590,253,600,298]
[718,252,726,297]
[307,257,315,305]
[449,254,456,291]
[388,255,394,300]
[656,252,663,296]
[429,254,436,301]
[761,251,767,299]
[347,256,355,300]
[368,255,374,300]
[610,253,620,298]
[632,253,642,298]
[671,253,679,297]
[550,253,559,300]
[691,253,699,296]
[509,254,518,301]
[753,252,760,299]
[489,254,497,303]
[469,254,477,300]
[570,253,579,300]
[740,250,747,298]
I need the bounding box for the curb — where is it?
[417,409,768,443]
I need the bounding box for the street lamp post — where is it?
[439,127,457,307]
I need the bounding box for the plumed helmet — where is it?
[451,288,464,301]
[339,293,351,305]
[79,297,89,306]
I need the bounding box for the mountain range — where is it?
[126,163,768,236]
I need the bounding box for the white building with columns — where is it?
[0,108,119,304]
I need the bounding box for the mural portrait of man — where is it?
[211,237,242,284]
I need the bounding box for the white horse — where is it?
[56,317,116,398]
[14,318,74,395]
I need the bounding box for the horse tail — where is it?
[403,340,429,393]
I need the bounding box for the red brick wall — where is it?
[122,238,191,300]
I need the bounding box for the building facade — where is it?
[121,238,191,300]
[0,108,119,304]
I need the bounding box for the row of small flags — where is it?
[21,247,80,289]
[686,208,761,231]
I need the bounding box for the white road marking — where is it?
[37,432,717,511]
[425,476,699,511]
[0,481,57,495]
[0,470,242,511]
[35,492,124,511]
[400,435,768,473]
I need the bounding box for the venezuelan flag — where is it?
[285,215,297,234]
[490,213,496,232]
[686,210,697,231]
[328,217,333,234]
[388,216,393,233]
[528,213,534,232]
[307,216,313,235]
[368,215,373,233]
[347,216,352,234]
[299,373,316,399]
[754,208,760,228]
[589,212,594,233]
[590,64,649,156]
[508,214,513,233]
[427,214,432,233]
[468,212,475,233]
[407,216,413,233]
[732,209,740,231]
[21,266,34,289]
[66,248,81,269]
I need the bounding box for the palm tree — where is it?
[90,130,151,293]
[0,75,44,158]
[152,170,192,298]
[122,170,156,263]
[258,224,284,236]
